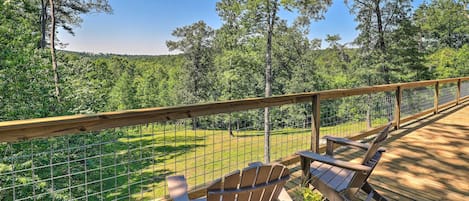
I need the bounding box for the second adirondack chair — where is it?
[167,162,292,201]
[297,123,392,201]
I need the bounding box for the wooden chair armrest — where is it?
[296,150,372,172]
[167,175,190,201]
[325,136,369,150]
[324,136,386,152]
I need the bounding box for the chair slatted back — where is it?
[348,123,391,190]
[361,123,391,165]
[207,164,290,201]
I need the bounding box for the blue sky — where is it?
[58,0,423,55]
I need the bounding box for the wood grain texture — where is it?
[311,95,320,153]
[395,86,402,129]
[456,79,461,105]
[434,82,440,114]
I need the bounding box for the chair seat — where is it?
[309,161,356,192]
[300,123,391,201]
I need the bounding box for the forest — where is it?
[0,0,468,200]
[1,0,468,122]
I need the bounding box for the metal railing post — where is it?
[311,94,320,153]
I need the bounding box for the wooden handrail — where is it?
[0,77,467,142]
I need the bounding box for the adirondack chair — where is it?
[297,123,392,201]
[167,162,292,201]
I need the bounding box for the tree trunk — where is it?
[49,0,61,102]
[229,115,234,137]
[374,0,389,85]
[40,0,47,48]
[264,0,277,164]
[375,1,385,53]
[374,0,393,120]
[192,117,198,130]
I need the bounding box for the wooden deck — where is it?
[285,101,469,200]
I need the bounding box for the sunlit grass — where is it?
[105,118,389,200]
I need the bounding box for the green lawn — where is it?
[107,118,387,200]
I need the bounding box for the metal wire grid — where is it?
[156,109,312,198]
[400,86,435,118]
[269,104,312,162]
[320,92,395,141]
[438,83,457,105]
[0,127,168,201]
[461,81,469,98]
[0,108,311,200]
[0,87,453,201]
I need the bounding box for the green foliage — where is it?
[427,45,469,78]
[346,0,429,85]
[108,72,136,110]
[414,0,469,50]
[166,21,216,104]
[300,187,324,201]
[0,0,58,120]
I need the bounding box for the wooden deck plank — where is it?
[284,102,469,200]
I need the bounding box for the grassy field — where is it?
[108,119,387,200]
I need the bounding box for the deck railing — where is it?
[0,77,468,200]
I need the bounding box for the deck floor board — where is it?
[285,102,469,200]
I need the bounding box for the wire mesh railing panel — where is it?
[269,104,312,161]
[461,81,469,98]
[0,127,161,201]
[401,86,435,118]
[0,93,396,201]
[319,92,394,142]
[0,116,268,200]
[438,83,457,105]
[3,78,468,200]
[158,108,313,197]
[186,112,266,191]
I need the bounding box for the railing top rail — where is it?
[0,76,467,142]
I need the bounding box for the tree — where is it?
[135,64,170,108]
[414,0,469,51]
[325,34,350,64]
[347,0,428,84]
[346,0,426,126]
[347,0,391,85]
[167,21,215,129]
[217,0,332,163]
[107,58,137,111]
[108,72,136,110]
[59,56,113,113]
[0,0,57,121]
[426,45,469,78]
[166,21,215,104]
[49,0,60,101]
[42,0,112,102]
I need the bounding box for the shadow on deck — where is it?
[284,101,469,200]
